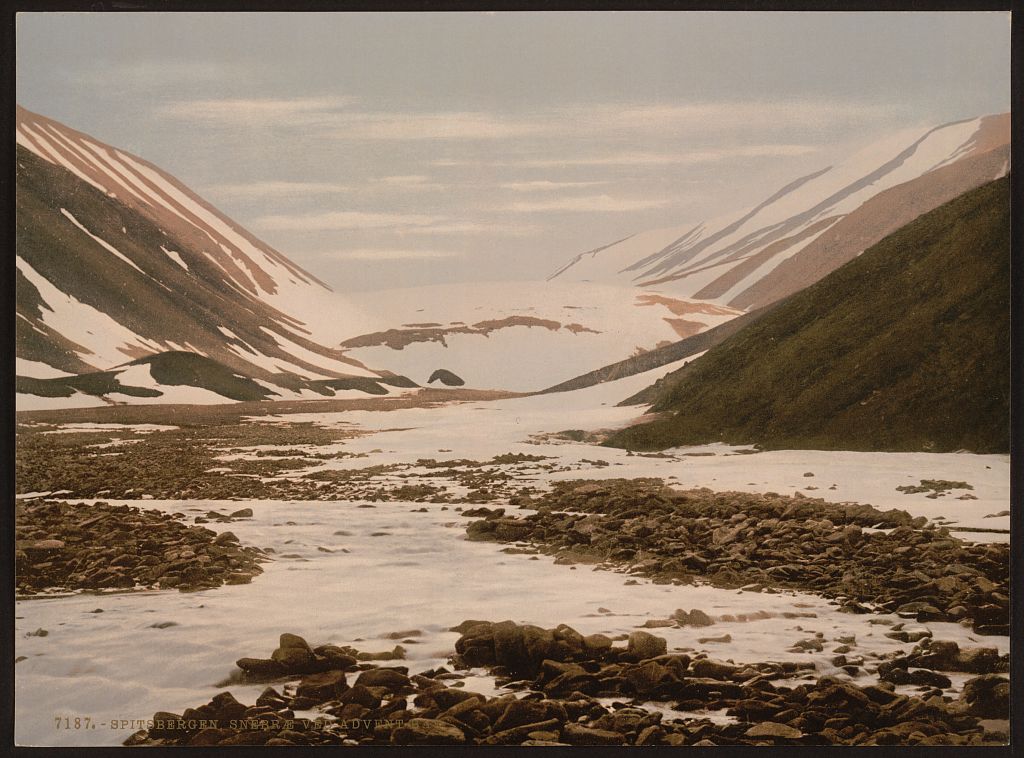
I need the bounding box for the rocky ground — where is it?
[123,623,1008,747]
[14,394,1010,747]
[464,479,1009,635]
[15,500,268,596]
[15,419,556,504]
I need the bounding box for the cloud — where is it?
[329,111,544,141]
[327,248,461,261]
[398,220,541,236]
[254,211,537,236]
[255,210,440,231]
[504,194,675,213]
[205,175,447,200]
[72,59,242,87]
[374,174,445,191]
[203,180,354,198]
[583,101,892,133]
[155,96,354,126]
[155,95,882,143]
[499,180,610,192]
[436,144,819,169]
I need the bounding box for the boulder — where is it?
[626,631,667,660]
[690,658,738,680]
[354,668,411,690]
[390,718,466,745]
[745,722,803,740]
[235,658,285,677]
[296,670,349,700]
[960,674,1009,718]
[562,723,627,745]
[673,608,715,627]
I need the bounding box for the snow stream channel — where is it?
[15,495,1009,747]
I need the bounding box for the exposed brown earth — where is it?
[662,317,704,339]
[15,388,521,427]
[692,215,840,300]
[17,106,321,298]
[342,316,599,351]
[634,293,740,317]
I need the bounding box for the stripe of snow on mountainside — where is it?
[15,105,377,347]
[549,115,1008,309]
[15,106,387,388]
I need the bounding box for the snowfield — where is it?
[14,360,1009,746]
[343,281,738,391]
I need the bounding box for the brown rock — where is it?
[296,669,349,700]
[563,723,627,745]
[390,718,466,745]
[745,722,803,740]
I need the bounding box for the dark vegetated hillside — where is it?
[540,300,785,395]
[135,352,274,401]
[607,178,1010,453]
[17,351,419,404]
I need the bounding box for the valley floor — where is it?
[14,363,1010,746]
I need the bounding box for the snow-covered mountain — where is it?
[549,114,1010,310]
[18,107,1010,406]
[16,106,406,407]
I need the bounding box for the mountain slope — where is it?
[537,298,786,395]
[15,107,406,405]
[551,114,1009,311]
[606,178,1011,453]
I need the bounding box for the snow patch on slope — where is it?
[17,258,163,368]
[16,358,73,379]
[60,209,146,275]
[160,246,189,271]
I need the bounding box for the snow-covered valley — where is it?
[14,364,1010,746]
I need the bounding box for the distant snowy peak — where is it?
[16,105,325,303]
[551,114,1010,310]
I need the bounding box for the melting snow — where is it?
[159,245,189,271]
[59,209,146,275]
[14,358,1009,746]
[15,358,73,379]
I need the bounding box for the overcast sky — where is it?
[17,11,1011,291]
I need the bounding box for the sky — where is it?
[17,11,1011,292]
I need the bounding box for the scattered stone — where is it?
[129,626,1011,747]
[15,500,267,596]
[697,634,732,644]
[673,608,715,627]
[457,479,1007,633]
